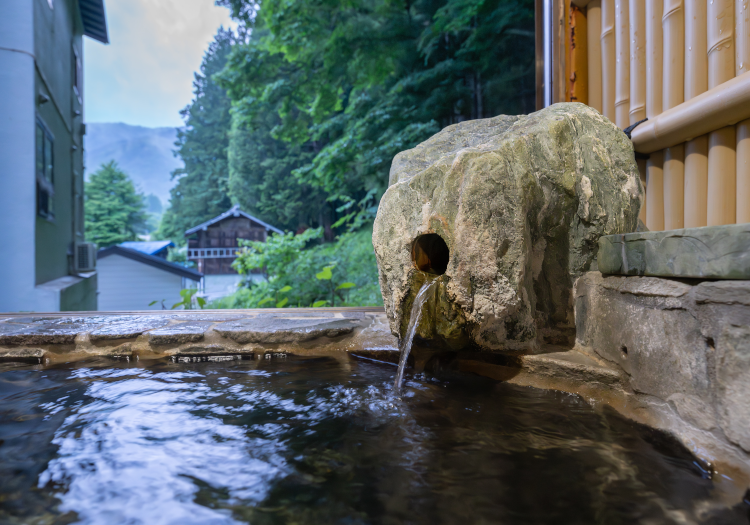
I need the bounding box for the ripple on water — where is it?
[0,355,747,525]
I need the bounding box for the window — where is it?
[73,47,82,102]
[36,118,54,219]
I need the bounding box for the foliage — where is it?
[209,226,382,309]
[157,28,236,244]
[149,288,205,310]
[85,161,148,248]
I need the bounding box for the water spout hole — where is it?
[412,234,449,275]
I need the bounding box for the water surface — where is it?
[0,355,747,524]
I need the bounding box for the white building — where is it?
[97,246,202,311]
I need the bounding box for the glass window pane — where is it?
[35,124,44,178]
[45,134,54,183]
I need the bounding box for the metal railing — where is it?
[187,247,243,260]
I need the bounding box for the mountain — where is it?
[84,123,183,207]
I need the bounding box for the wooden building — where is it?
[185,205,283,275]
[538,0,750,230]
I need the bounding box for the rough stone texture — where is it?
[575,271,750,456]
[213,317,360,344]
[598,223,750,279]
[716,324,750,452]
[373,103,641,352]
[89,316,173,341]
[0,348,47,362]
[147,322,215,345]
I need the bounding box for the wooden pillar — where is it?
[587,0,603,112]
[646,151,665,230]
[570,6,589,104]
[646,0,664,118]
[615,0,630,127]
[736,0,750,222]
[683,0,708,227]
[708,0,736,225]
[684,136,709,227]
[629,0,646,124]
[601,0,617,120]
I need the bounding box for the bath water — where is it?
[0,355,747,524]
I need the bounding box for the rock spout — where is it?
[373,103,642,353]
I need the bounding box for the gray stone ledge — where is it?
[598,223,750,279]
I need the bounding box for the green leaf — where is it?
[171,302,183,310]
[335,282,356,290]
[312,300,328,307]
[258,297,274,306]
[196,297,206,309]
[148,300,158,306]
[278,285,292,293]
[315,266,333,280]
[276,297,289,308]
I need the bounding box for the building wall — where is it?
[0,1,39,312]
[0,0,90,312]
[34,0,85,285]
[97,255,188,311]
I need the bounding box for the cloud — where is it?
[84,0,235,127]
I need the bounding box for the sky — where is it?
[84,0,236,128]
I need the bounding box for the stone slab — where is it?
[598,223,750,279]
[0,316,130,345]
[89,316,173,341]
[213,317,360,344]
[146,321,215,345]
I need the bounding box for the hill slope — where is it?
[84,123,183,206]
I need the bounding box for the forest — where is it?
[89,0,535,308]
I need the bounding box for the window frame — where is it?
[35,116,55,220]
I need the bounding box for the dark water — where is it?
[0,355,748,525]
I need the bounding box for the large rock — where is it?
[373,103,642,352]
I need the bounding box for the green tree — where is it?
[85,161,147,247]
[157,28,235,244]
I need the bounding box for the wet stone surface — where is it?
[213,317,360,344]
[146,321,216,345]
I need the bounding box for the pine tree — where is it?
[85,161,147,247]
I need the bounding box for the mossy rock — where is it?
[373,103,641,353]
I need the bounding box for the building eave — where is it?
[98,246,203,281]
[78,0,109,44]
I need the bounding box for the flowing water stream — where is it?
[393,277,437,394]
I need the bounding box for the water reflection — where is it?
[0,356,747,524]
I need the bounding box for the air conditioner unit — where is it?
[74,242,97,272]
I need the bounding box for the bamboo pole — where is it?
[708,0,735,88]
[615,0,630,127]
[684,136,708,226]
[708,127,737,224]
[682,0,708,228]
[629,0,646,123]
[646,151,665,230]
[664,144,685,229]
[708,0,736,225]
[631,71,750,152]
[570,6,589,103]
[662,0,684,111]
[737,0,750,222]
[737,120,750,222]
[587,0,603,112]
[637,157,648,224]
[684,0,708,99]
[601,0,616,120]
[646,0,663,118]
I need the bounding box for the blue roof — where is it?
[119,241,174,256]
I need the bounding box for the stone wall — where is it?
[575,271,750,467]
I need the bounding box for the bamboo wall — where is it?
[549,0,750,229]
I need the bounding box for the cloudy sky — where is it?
[84,0,235,128]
